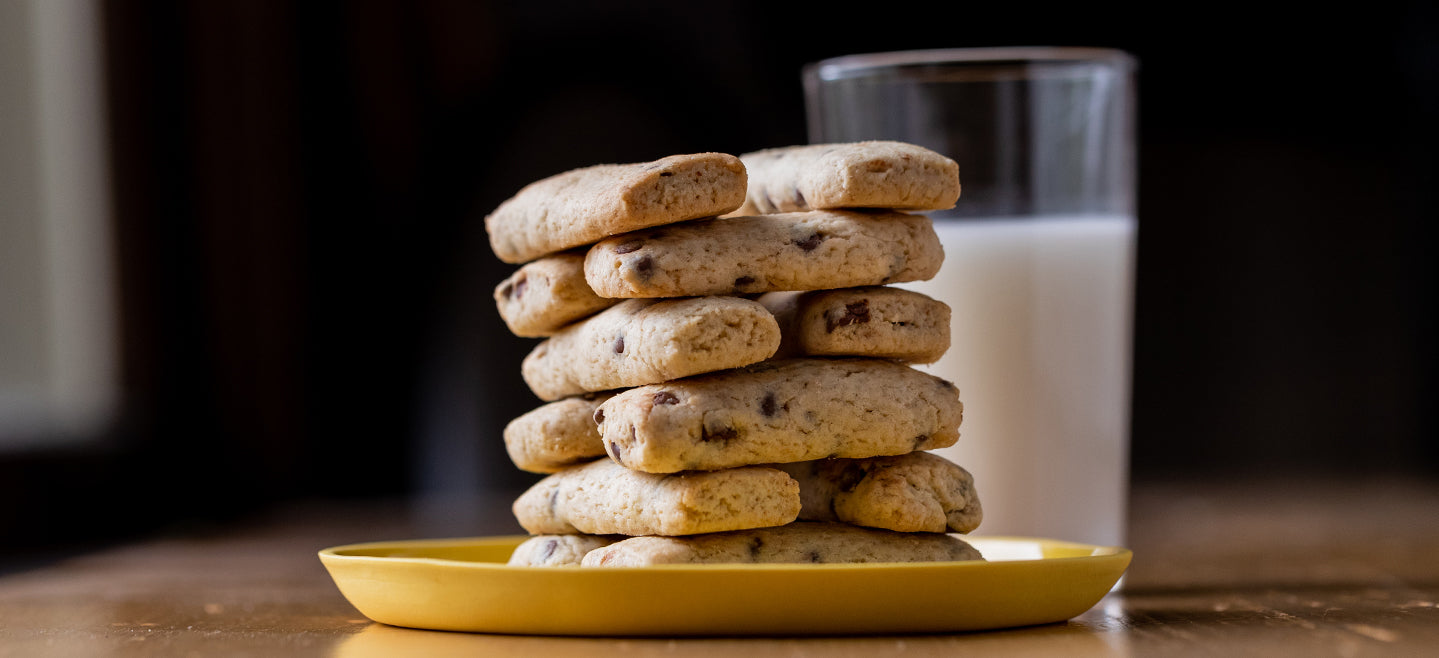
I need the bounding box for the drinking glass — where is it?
[804,47,1137,548]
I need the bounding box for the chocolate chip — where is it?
[548,487,560,512]
[513,275,527,299]
[539,539,558,562]
[837,463,868,493]
[760,392,777,417]
[913,434,930,449]
[499,281,513,299]
[653,391,679,405]
[613,336,625,354]
[792,188,807,208]
[608,440,624,465]
[734,275,756,288]
[792,232,825,252]
[749,537,764,557]
[938,379,957,390]
[614,240,643,254]
[825,300,871,332]
[631,255,654,280]
[593,408,605,425]
[659,171,674,177]
[701,425,737,443]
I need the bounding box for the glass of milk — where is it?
[803,48,1137,548]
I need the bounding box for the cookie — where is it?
[584,210,944,298]
[507,534,622,567]
[777,452,982,534]
[512,458,801,536]
[725,141,960,216]
[595,357,963,473]
[503,393,613,473]
[520,296,781,401]
[494,251,619,337]
[759,286,951,364]
[580,521,984,566]
[485,152,747,264]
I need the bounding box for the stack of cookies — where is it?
[485,141,986,567]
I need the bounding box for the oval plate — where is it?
[319,535,1130,636]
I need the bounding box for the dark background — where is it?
[2,1,1435,560]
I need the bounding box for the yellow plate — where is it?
[319,535,1130,636]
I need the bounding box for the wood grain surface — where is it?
[1,477,1436,657]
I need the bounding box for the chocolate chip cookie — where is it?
[584,210,944,298]
[512,458,801,536]
[503,393,614,473]
[778,451,982,534]
[580,521,984,566]
[494,251,619,337]
[726,141,960,216]
[521,296,781,401]
[506,534,622,567]
[595,357,964,473]
[485,152,747,264]
[760,286,951,364]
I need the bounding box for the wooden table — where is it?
[2,476,1437,657]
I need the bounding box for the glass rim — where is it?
[805,46,1136,81]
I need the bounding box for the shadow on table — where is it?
[334,619,1123,657]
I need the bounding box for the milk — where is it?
[897,214,1136,548]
